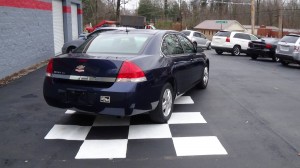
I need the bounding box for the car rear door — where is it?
[161,34,194,95]
[233,33,251,50]
[194,32,207,47]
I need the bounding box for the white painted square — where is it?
[93,116,130,126]
[128,124,172,139]
[173,136,228,156]
[168,112,207,124]
[45,125,91,140]
[65,109,77,114]
[174,96,194,104]
[75,140,128,159]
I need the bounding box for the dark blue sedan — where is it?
[43,29,209,123]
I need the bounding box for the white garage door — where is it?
[71,3,78,40]
[52,0,64,54]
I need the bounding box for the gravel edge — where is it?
[0,60,49,87]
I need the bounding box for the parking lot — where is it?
[1,50,300,168]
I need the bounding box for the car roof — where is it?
[100,29,177,35]
[95,27,136,31]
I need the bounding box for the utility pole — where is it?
[251,0,255,35]
[278,0,283,38]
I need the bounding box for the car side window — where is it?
[200,33,206,39]
[194,33,200,37]
[177,34,195,54]
[250,35,258,40]
[233,33,242,39]
[243,34,251,40]
[162,34,184,56]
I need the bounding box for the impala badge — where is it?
[75,65,85,73]
[100,96,110,103]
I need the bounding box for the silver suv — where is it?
[181,30,211,50]
[276,34,300,66]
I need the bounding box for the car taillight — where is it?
[46,58,54,77]
[226,37,230,42]
[265,44,272,49]
[116,61,147,82]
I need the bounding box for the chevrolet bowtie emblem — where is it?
[75,65,85,73]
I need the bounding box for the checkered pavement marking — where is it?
[45,96,228,159]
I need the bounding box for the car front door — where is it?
[161,34,194,95]
[177,34,204,86]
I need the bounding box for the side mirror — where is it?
[197,47,204,53]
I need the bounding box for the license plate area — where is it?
[67,89,95,105]
[280,45,289,51]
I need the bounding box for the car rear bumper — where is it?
[211,46,235,53]
[43,77,160,116]
[276,53,300,63]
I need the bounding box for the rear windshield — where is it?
[261,38,279,44]
[181,31,191,36]
[280,35,300,43]
[215,31,231,37]
[74,34,152,55]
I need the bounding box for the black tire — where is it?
[251,55,258,60]
[207,43,211,50]
[150,83,174,123]
[280,60,289,66]
[197,63,209,89]
[232,45,241,56]
[216,50,223,55]
[193,42,197,48]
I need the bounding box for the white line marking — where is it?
[75,140,128,159]
[44,125,91,140]
[128,124,172,139]
[172,136,228,156]
[174,96,194,104]
[168,112,207,124]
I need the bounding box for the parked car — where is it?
[247,38,279,62]
[61,27,135,54]
[275,34,300,66]
[181,30,211,50]
[211,31,258,56]
[43,29,210,123]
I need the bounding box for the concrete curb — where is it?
[0,60,49,87]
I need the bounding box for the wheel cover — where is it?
[162,89,172,117]
[234,47,240,55]
[203,67,209,85]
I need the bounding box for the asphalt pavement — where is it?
[0,50,300,168]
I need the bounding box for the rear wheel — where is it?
[207,43,211,50]
[232,46,241,56]
[216,50,223,55]
[193,42,197,48]
[280,59,289,66]
[197,64,209,89]
[251,55,258,60]
[150,83,174,123]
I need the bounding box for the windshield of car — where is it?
[74,34,152,55]
[215,31,231,37]
[280,35,300,43]
[181,31,191,36]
